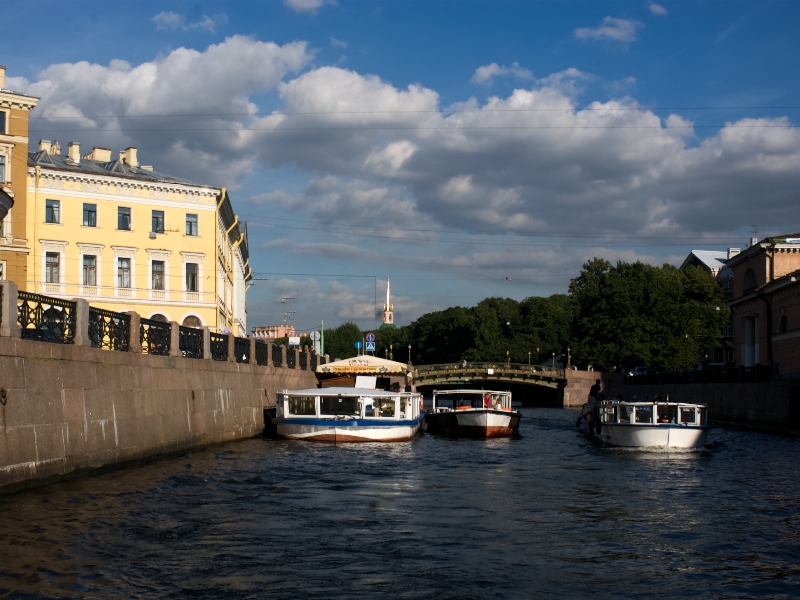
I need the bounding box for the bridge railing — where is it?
[415,362,565,379]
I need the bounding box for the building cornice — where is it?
[0,91,39,111]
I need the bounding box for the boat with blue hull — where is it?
[273,387,424,443]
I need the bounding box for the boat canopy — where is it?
[316,355,409,375]
[284,387,415,397]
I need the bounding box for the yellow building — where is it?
[0,66,39,284]
[26,141,251,334]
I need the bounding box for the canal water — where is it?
[1,408,799,599]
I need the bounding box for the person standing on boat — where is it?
[576,379,602,433]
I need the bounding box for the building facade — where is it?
[0,66,39,284]
[727,234,800,374]
[26,142,250,333]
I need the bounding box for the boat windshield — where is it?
[435,392,500,409]
[320,396,359,416]
[679,406,696,424]
[288,395,316,416]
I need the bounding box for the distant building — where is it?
[726,233,800,374]
[379,277,397,330]
[252,324,304,340]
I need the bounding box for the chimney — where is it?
[727,248,741,260]
[88,147,111,162]
[0,66,5,89]
[39,140,52,154]
[750,237,759,248]
[120,147,138,167]
[140,165,154,171]
[68,142,80,163]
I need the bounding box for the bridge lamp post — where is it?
[528,351,531,365]
[408,344,412,364]
[552,352,555,368]
[567,347,571,370]
[389,344,393,360]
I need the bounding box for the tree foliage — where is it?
[569,259,728,371]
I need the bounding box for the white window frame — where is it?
[45,199,61,224]
[0,143,11,184]
[112,246,137,298]
[0,259,6,280]
[77,243,104,296]
[40,240,67,295]
[181,252,205,302]
[147,249,172,301]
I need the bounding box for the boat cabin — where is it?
[277,387,422,421]
[432,390,512,412]
[599,402,708,427]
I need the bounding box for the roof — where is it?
[316,355,409,375]
[28,150,217,189]
[727,233,800,268]
[282,387,415,397]
[680,250,728,274]
[378,322,397,330]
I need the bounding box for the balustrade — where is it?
[141,318,171,356]
[255,341,268,366]
[272,344,283,367]
[210,332,228,361]
[17,291,76,344]
[286,348,296,369]
[88,307,130,351]
[234,337,250,364]
[299,352,307,370]
[310,354,318,370]
[179,326,204,359]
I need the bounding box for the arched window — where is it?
[150,313,168,322]
[743,268,757,294]
[182,315,202,328]
[779,315,789,334]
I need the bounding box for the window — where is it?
[0,111,5,134]
[182,315,202,328]
[83,255,97,286]
[186,262,198,292]
[118,257,131,288]
[186,214,198,236]
[0,155,5,183]
[118,207,131,230]
[46,252,60,283]
[150,313,168,322]
[83,203,97,227]
[288,396,317,416]
[152,260,165,290]
[0,262,4,280]
[152,210,165,233]
[743,268,757,294]
[779,315,789,334]
[45,200,60,224]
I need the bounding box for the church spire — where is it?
[380,277,396,329]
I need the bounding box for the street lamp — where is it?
[528,351,531,365]
[408,344,412,364]
[567,347,571,370]
[389,344,393,360]
[552,352,555,368]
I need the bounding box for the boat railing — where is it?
[598,401,707,427]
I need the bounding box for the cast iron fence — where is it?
[235,337,250,364]
[625,364,773,385]
[17,291,76,344]
[141,318,171,356]
[299,352,307,370]
[255,341,268,366]
[88,307,130,351]
[310,354,318,370]
[272,343,283,367]
[179,326,204,359]
[287,348,296,369]
[210,332,228,361]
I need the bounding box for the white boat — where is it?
[273,387,424,443]
[591,400,709,448]
[423,389,521,438]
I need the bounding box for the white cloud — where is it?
[330,36,348,48]
[649,2,668,15]
[284,0,336,14]
[574,17,643,42]
[470,62,533,85]
[152,11,228,33]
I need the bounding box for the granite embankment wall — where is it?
[0,336,317,492]
[562,370,613,407]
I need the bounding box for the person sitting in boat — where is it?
[483,393,491,408]
[494,398,502,410]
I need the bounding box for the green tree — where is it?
[408,306,475,364]
[323,321,363,359]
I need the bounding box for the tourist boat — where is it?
[272,387,424,443]
[590,400,709,448]
[423,389,521,438]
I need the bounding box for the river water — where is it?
[1,408,799,599]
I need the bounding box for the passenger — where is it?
[483,393,491,408]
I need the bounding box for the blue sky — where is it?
[5,0,800,332]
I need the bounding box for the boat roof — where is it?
[282,387,416,398]
[433,389,510,395]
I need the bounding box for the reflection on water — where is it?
[0,408,799,598]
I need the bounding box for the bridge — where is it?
[413,362,566,389]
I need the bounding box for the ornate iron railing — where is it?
[272,343,283,367]
[179,326,204,359]
[415,362,565,379]
[310,354,318,370]
[299,351,307,370]
[255,341,268,366]
[141,318,171,356]
[235,337,250,364]
[88,307,130,351]
[17,291,76,344]
[210,332,228,361]
[625,364,772,385]
[286,348,296,369]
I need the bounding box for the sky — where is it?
[4,0,800,332]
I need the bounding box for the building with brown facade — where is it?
[727,233,800,375]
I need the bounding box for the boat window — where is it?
[377,398,396,418]
[634,406,653,424]
[657,405,675,424]
[399,396,409,418]
[620,405,632,422]
[320,396,359,416]
[679,407,696,424]
[698,407,706,426]
[601,406,617,423]
[288,396,316,416]
[435,396,455,410]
